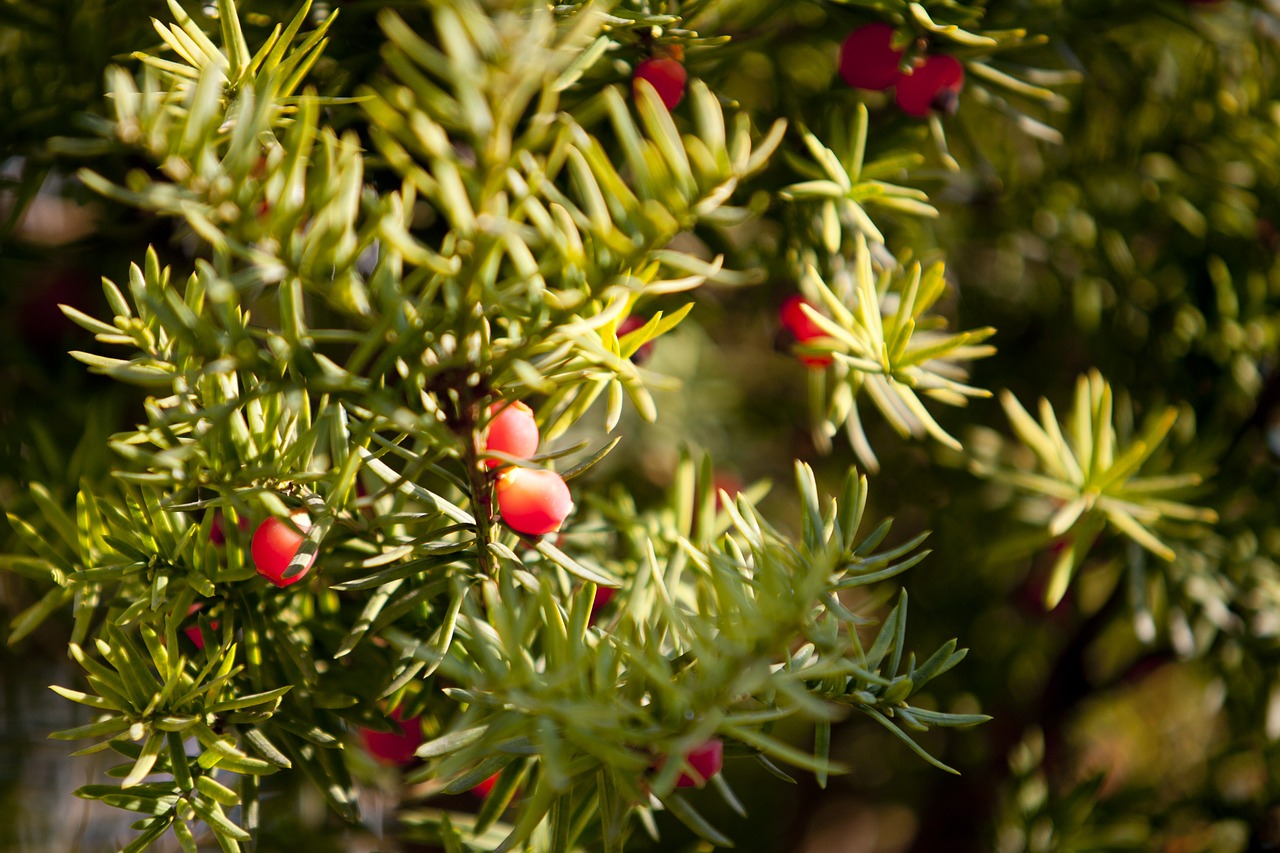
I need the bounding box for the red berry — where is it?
[675,738,724,788]
[895,54,965,118]
[617,315,656,364]
[780,295,824,340]
[633,57,687,110]
[251,516,315,587]
[183,603,219,650]
[838,24,904,91]
[483,401,540,469]
[712,471,743,510]
[779,295,834,368]
[471,772,500,798]
[359,710,423,767]
[590,586,616,621]
[208,511,248,546]
[495,468,574,536]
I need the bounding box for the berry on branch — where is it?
[895,54,965,117]
[618,314,656,364]
[471,773,500,798]
[359,709,423,767]
[838,23,904,91]
[482,400,540,469]
[590,585,615,622]
[662,738,724,788]
[495,468,574,536]
[251,515,315,587]
[779,295,834,368]
[182,603,219,650]
[633,57,687,111]
[208,510,247,546]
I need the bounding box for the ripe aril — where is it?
[590,586,616,621]
[779,295,834,368]
[495,468,574,536]
[359,709,423,767]
[251,515,315,587]
[713,471,743,510]
[482,400,540,469]
[895,54,965,117]
[661,738,724,787]
[839,23,904,91]
[617,315,656,364]
[633,57,687,111]
[780,295,825,341]
[183,603,219,650]
[209,511,248,546]
[471,773,500,798]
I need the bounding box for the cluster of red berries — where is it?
[233,399,572,593]
[483,400,574,536]
[839,23,965,117]
[363,732,722,798]
[779,295,834,368]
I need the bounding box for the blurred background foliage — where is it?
[3,0,1280,851]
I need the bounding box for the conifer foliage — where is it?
[1,0,1276,851]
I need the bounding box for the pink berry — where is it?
[483,401,540,469]
[495,468,574,536]
[779,296,834,368]
[895,54,965,118]
[251,516,315,587]
[675,738,724,787]
[633,57,687,110]
[838,24,904,91]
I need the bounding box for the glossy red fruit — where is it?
[779,295,834,368]
[183,603,219,650]
[895,54,965,118]
[208,511,248,546]
[633,57,687,110]
[471,773,500,798]
[483,401,540,469]
[590,586,616,621]
[675,738,724,788]
[251,516,315,587]
[838,23,904,91]
[495,468,574,536]
[359,709,423,767]
[617,315,656,364]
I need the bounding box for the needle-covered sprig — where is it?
[972,370,1218,608]
[795,236,995,470]
[1,0,1020,849]
[394,459,984,851]
[780,107,938,249]
[50,623,292,852]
